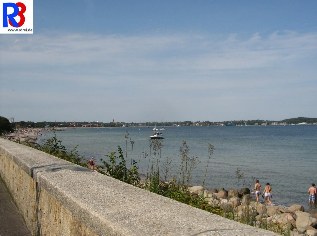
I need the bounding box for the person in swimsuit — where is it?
[308,183,317,209]
[254,179,261,202]
[88,157,96,171]
[264,183,272,205]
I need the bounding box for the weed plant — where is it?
[30,135,290,235]
[36,134,84,165]
[178,141,199,186]
[203,143,214,187]
[100,146,140,186]
[221,203,291,235]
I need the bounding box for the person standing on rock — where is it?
[254,179,261,202]
[308,183,317,209]
[264,183,272,205]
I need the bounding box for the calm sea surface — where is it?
[39,125,317,207]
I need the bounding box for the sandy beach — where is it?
[4,128,43,144]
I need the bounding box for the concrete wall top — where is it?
[0,138,277,235]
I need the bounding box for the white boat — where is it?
[150,131,164,139]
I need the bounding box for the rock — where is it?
[196,185,317,235]
[220,199,234,211]
[255,214,264,222]
[236,205,257,220]
[290,230,304,236]
[236,205,245,218]
[229,197,241,208]
[311,209,317,219]
[206,197,220,207]
[274,213,295,230]
[241,194,251,205]
[205,197,212,205]
[266,216,273,224]
[214,189,228,199]
[204,190,215,198]
[228,189,239,198]
[239,187,251,196]
[256,203,267,215]
[188,186,204,195]
[295,211,317,234]
[288,204,305,213]
[267,205,280,216]
[220,199,229,204]
[306,226,317,236]
[278,205,290,213]
[209,188,218,193]
[211,198,220,207]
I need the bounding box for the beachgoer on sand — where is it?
[308,183,317,209]
[88,157,96,171]
[264,183,272,205]
[254,179,261,202]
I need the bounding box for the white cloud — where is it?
[1,31,316,71]
[1,31,316,121]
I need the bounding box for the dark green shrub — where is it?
[38,134,84,165]
[100,146,140,186]
[0,116,13,135]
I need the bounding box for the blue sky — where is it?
[1,1,317,122]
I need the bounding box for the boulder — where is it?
[203,190,214,198]
[306,226,317,236]
[220,199,234,211]
[236,205,245,218]
[210,198,220,207]
[289,230,304,236]
[239,187,251,196]
[228,189,239,198]
[214,189,228,199]
[311,210,317,219]
[288,204,305,213]
[236,205,257,219]
[209,188,218,193]
[241,194,251,205]
[256,203,267,215]
[274,213,295,230]
[229,197,241,208]
[220,199,229,205]
[205,197,213,205]
[255,215,265,224]
[295,211,317,234]
[188,186,204,195]
[278,205,290,213]
[266,205,280,216]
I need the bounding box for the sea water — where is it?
[39,125,317,207]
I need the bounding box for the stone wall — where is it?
[0,138,276,236]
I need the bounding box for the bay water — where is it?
[39,125,317,208]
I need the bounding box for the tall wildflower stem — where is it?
[203,144,214,187]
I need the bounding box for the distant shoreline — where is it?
[8,117,317,129]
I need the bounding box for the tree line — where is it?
[1,116,317,133]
